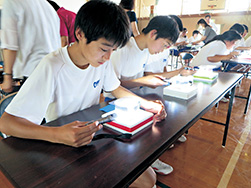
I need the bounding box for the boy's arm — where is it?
[145,67,195,78]
[192,36,206,45]
[234,46,251,51]
[144,67,184,78]
[207,51,239,62]
[111,86,167,122]
[0,112,102,147]
[120,75,168,89]
[2,49,17,92]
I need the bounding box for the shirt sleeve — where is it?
[6,55,56,124]
[1,0,19,50]
[102,61,120,92]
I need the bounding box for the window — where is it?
[156,0,182,15]
[227,0,250,12]
[182,0,201,15]
[156,0,251,15]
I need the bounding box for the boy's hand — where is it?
[229,51,240,59]
[141,100,167,122]
[54,121,103,147]
[141,75,169,88]
[1,76,13,93]
[180,67,196,76]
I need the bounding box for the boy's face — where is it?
[79,35,117,67]
[148,34,172,55]
[205,17,210,23]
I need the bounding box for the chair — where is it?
[0,92,17,138]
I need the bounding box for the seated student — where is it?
[108,15,180,176]
[192,19,217,45]
[0,1,167,187]
[230,23,251,51]
[191,30,241,103]
[175,28,189,47]
[144,18,195,146]
[191,30,241,70]
[188,30,203,45]
[110,16,180,90]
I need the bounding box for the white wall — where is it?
[0,0,3,9]
[53,0,86,13]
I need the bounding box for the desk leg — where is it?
[244,84,251,114]
[222,86,236,147]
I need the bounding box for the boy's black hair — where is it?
[229,23,245,35]
[243,24,248,32]
[119,0,135,10]
[192,30,199,36]
[197,18,210,27]
[47,0,60,11]
[142,16,179,44]
[205,14,211,19]
[205,30,241,45]
[74,0,131,48]
[169,15,183,32]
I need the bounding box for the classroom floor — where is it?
[157,76,251,188]
[0,76,251,188]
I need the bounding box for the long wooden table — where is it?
[0,72,243,188]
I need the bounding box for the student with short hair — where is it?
[175,28,189,46]
[110,16,180,90]
[230,23,251,50]
[188,30,202,44]
[108,15,180,176]
[0,1,166,187]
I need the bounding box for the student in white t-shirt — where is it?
[175,28,189,46]
[191,30,241,69]
[110,16,180,90]
[230,23,251,51]
[188,30,203,45]
[109,15,182,176]
[205,14,218,33]
[1,0,61,93]
[0,2,167,187]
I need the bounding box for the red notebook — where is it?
[103,109,154,135]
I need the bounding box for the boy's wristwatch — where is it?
[2,72,12,76]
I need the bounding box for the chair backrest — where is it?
[0,92,17,138]
[0,92,17,117]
